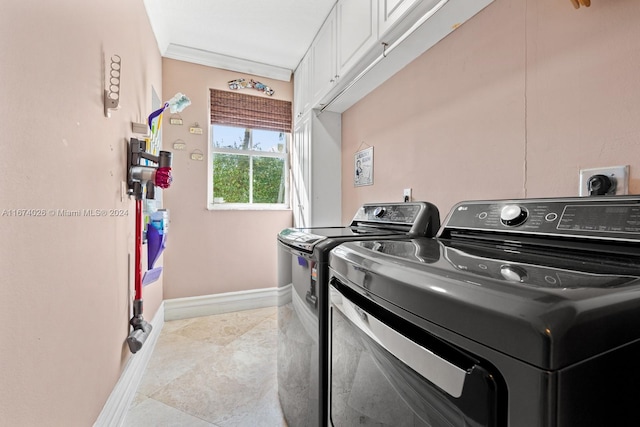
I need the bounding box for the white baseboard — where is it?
[164,286,289,321]
[93,302,165,427]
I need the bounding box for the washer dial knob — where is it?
[373,207,386,218]
[500,205,528,226]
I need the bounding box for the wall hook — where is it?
[104,54,121,117]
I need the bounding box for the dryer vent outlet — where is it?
[579,166,629,196]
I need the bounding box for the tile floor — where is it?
[124,306,288,427]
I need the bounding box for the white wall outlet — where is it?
[579,165,629,196]
[403,188,412,201]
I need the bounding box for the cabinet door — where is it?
[293,52,310,121]
[337,0,378,79]
[310,8,337,106]
[379,0,419,38]
[291,114,311,228]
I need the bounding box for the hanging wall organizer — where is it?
[189,123,203,135]
[173,140,186,150]
[104,55,121,117]
[169,114,183,125]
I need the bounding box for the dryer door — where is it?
[329,279,501,427]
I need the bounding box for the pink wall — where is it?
[0,1,162,424]
[162,59,292,299]
[341,0,640,223]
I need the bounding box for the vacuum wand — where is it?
[127,198,151,353]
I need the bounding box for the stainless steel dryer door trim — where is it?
[330,285,468,398]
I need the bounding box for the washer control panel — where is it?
[352,202,424,225]
[442,197,640,241]
[443,246,637,288]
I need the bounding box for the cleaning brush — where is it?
[166,92,191,113]
[148,92,192,128]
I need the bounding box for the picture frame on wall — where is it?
[354,146,373,187]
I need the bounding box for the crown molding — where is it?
[163,44,292,82]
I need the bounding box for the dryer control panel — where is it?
[440,196,640,242]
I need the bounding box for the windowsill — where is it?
[207,203,291,211]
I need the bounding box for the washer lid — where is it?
[329,238,640,370]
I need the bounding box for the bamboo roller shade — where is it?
[210,89,292,133]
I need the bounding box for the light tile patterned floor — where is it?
[124,307,287,427]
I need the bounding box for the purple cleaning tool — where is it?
[147,102,169,127]
[142,267,163,286]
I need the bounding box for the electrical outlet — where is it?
[403,188,412,201]
[579,165,629,196]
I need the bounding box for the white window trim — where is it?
[207,126,291,211]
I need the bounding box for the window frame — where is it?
[207,125,290,211]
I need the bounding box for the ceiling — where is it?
[143,0,337,81]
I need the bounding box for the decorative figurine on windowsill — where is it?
[251,79,275,96]
[228,78,275,96]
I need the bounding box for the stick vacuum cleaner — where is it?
[126,138,173,353]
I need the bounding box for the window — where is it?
[208,89,292,210]
[210,125,289,207]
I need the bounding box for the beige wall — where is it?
[161,59,292,299]
[0,1,162,425]
[341,0,640,223]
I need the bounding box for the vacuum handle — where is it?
[158,151,172,168]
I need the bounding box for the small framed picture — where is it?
[354,147,373,187]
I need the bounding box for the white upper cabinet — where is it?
[310,8,337,106]
[297,0,495,112]
[378,0,420,39]
[293,51,311,120]
[336,0,378,80]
